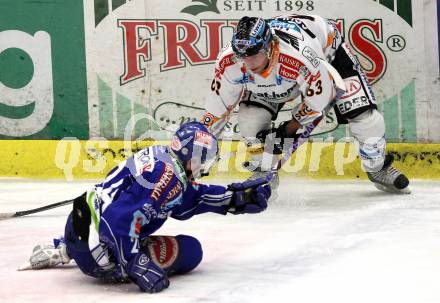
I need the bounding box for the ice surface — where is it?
[0,178,439,303]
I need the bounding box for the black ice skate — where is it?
[367,154,410,194]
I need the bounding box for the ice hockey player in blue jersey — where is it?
[20,122,272,293]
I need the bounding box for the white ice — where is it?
[0,178,439,303]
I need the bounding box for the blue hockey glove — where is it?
[126,252,170,293]
[227,172,273,214]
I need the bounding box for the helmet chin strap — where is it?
[259,39,279,78]
[266,41,274,59]
[169,149,191,185]
[185,160,212,180]
[181,159,202,181]
[169,148,211,181]
[181,160,193,179]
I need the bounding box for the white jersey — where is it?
[203,15,342,133]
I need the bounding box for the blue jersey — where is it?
[84,145,233,279]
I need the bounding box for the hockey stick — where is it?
[0,198,75,220]
[275,59,346,171]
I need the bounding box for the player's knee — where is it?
[172,234,203,275]
[145,235,203,275]
[349,109,385,141]
[63,213,104,278]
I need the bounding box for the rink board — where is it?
[0,140,439,180]
[0,0,439,142]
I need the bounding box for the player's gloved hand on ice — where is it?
[227,172,273,214]
[126,252,170,293]
[256,121,299,154]
[18,237,71,271]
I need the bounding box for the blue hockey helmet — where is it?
[170,122,219,178]
[231,16,273,58]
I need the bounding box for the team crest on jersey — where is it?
[194,130,213,148]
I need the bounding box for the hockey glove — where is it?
[227,173,273,214]
[256,121,298,154]
[126,252,170,293]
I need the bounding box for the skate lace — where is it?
[368,165,402,186]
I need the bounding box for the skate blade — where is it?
[17,261,32,271]
[269,191,279,203]
[374,183,411,194]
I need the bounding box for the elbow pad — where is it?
[291,102,323,126]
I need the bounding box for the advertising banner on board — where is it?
[0,0,89,139]
[0,0,433,143]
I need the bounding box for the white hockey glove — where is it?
[18,240,71,271]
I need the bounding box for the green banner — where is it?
[0,0,89,139]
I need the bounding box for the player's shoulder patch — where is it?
[215,45,237,79]
[301,45,321,69]
[277,39,321,81]
[134,147,155,174]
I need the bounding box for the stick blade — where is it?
[0,212,15,220]
[17,261,33,271]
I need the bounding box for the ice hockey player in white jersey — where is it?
[19,122,272,293]
[201,14,409,193]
